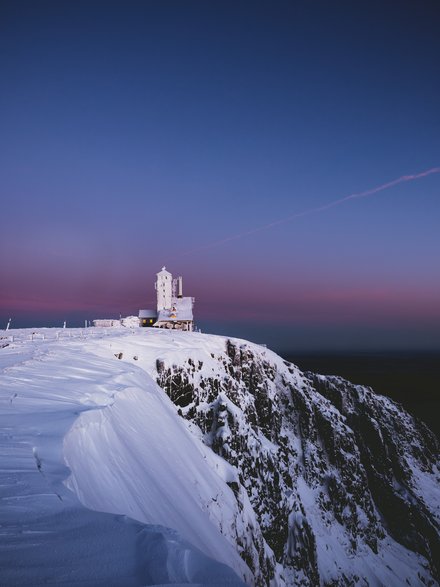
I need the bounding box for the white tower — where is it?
[155,267,173,311]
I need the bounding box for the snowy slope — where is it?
[1,327,439,587]
[0,328,249,586]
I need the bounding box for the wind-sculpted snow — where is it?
[0,328,248,586]
[1,327,439,586]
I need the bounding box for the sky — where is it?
[1,0,439,352]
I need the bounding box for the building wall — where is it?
[140,317,157,327]
[93,319,121,328]
[156,268,172,311]
[154,320,193,331]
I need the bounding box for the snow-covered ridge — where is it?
[1,327,439,586]
[0,327,249,586]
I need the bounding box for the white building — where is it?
[139,267,194,331]
[154,267,194,331]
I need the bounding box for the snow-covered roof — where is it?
[139,309,157,318]
[156,266,172,277]
[157,296,193,322]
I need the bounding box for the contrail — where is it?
[179,166,440,257]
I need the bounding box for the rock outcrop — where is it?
[155,338,439,586]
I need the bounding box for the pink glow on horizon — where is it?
[195,283,440,326]
[3,280,440,324]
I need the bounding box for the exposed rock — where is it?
[155,339,439,586]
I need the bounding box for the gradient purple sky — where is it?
[1,1,439,351]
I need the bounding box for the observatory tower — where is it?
[139,267,194,330]
[155,267,172,311]
[154,267,194,331]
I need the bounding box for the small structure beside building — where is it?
[139,309,157,327]
[139,267,194,331]
[93,319,122,328]
[93,316,140,328]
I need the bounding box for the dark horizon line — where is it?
[278,348,440,357]
[2,323,439,357]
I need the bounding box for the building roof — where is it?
[156,296,193,323]
[156,266,172,277]
[139,309,158,318]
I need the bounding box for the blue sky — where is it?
[1,1,439,351]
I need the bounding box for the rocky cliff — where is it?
[154,337,439,586]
